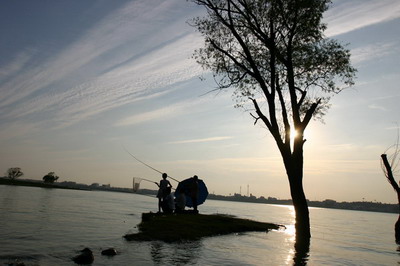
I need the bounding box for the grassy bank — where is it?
[124,212,283,242]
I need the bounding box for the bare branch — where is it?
[381,154,400,192]
[250,113,260,125]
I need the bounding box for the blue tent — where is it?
[175,177,208,207]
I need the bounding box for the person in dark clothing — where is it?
[189,175,199,213]
[156,173,172,213]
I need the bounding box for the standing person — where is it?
[156,173,172,213]
[189,175,199,213]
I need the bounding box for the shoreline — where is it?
[1,178,398,214]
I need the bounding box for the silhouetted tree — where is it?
[191,0,356,241]
[381,134,400,243]
[42,172,59,184]
[6,167,24,180]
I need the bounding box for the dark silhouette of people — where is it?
[156,173,172,213]
[175,187,186,213]
[189,175,199,213]
[161,187,175,214]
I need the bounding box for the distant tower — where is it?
[240,186,241,195]
[247,184,249,197]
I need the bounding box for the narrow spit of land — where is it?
[124,212,283,242]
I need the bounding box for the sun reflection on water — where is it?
[284,224,296,240]
[285,248,295,265]
[282,205,297,265]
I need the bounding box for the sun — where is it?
[290,129,298,141]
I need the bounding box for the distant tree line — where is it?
[4,167,60,184]
[207,193,398,214]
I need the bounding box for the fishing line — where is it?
[132,176,156,184]
[132,176,157,192]
[123,146,180,183]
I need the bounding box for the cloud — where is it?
[51,33,202,127]
[368,104,387,111]
[162,156,284,175]
[384,125,400,130]
[305,159,379,174]
[325,143,356,151]
[0,0,204,128]
[115,105,182,126]
[0,121,40,141]
[350,41,398,64]
[168,136,233,144]
[114,89,211,127]
[324,0,400,36]
[0,50,34,79]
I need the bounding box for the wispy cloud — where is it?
[368,104,387,111]
[162,156,284,175]
[306,159,379,174]
[114,88,199,126]
[350,41,398,64]
[325,143,356,151]
[0,121,41,141]
[0,0,203,128]
[325,0,400,36]
[168,136,233,144]
[115,104,183,127]
[0,50,34,79]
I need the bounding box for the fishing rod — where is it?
[123,146,180,183]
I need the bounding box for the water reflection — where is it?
[293,236,310,265]
[38,188,54,223]
[281,205,310,265]
[1,185,18,211]
[150,242,163,264]
[396,244,400,265]
[150,241,202,265]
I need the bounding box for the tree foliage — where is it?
[191,0,356,240]
[192,0,356,145]
[42,172,59,184]
[7,167,24,180]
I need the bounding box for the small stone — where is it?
[101,248,118,256]
[72,248,94,264]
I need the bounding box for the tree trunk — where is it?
[288,173,311,240]
[381,154,400,244]
[281,139,311,240]
[395,216,400,245]
[281,164,311,241]
[286,161,311,264]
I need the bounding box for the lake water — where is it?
[0,185,399,265]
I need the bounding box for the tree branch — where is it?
[276,75,291,146]
[381,154,400,192]
[301,98,321,129]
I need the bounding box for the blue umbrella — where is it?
[175,177,209,207]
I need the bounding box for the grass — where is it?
[124,212,283,242]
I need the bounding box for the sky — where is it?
[1,0,400,203]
